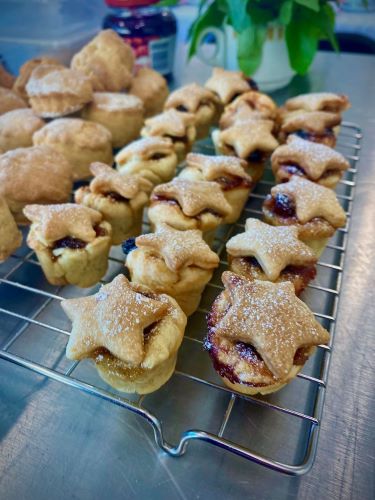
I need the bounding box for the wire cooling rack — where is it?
[0,122,361,475]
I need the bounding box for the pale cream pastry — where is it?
[115,137,177,186]
[129,67,169,117]
[126,223,219,316]
[164,83,220,139]
[262,176,347,257]
[62,274,187,394]
[13,56,62,100]
[271,135,349,188]
[148,179,232,245]
[141,109,196,163]
[0,87,27,116]
[205,272,330,395]
[220,90,278,129]
[205,67,253,106]
[285,92,350,114]
[212,119,279,182]
[279,110,341,147]
[0,145,73,223]
[81,92,144,149]
[0,196,22,261]
[179,153,253,223]
[75,162,152,245]
[71,29,134,92]
[24,203,112,287]
[25,64,93,118]
[226,218,317,296]
[0,109,44,152]
[33,118,113,180]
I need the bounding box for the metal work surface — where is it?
[1,52,374,499]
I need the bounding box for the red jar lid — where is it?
[105,0,159,7]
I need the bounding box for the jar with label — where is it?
[103,0,177,77]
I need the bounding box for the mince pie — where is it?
[285,92,350,114]
[279,110,341,147]
[220,90,277,129]
[0,108,44,152]
[13,56,63,101]
[205,67,253,106]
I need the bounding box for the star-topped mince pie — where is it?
[164,83,220,139]
[285,92,350,114]
[279,110,341,147]
[141,109,196,163]
[115,137,178,186]
[220,91,278,129]
[62,274,187,394]
[205,67,253,106]
[271,135,349,188]
[148,179,232,245]
[75,162,152,245]
[179,153,253,223]
[126,223,219,316]
[263,176,347,257]
[205,272,330,395]
[226,218,317,295]
[24,203,112,287]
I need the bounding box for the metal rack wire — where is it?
[0,122,361,475]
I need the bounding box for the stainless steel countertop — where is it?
[1,51,374,500]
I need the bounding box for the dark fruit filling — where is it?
[104,191,129,202]
[122,237,137,256]
[94,225,107,237]
[176,104,189,112]
[246,77,259,91]
[247,150,264,163]
[143,321,158,342]
[273,193,296,217]
[281,163,305,177]
[165,134,187,144]
[149,152,166,161]
[294,128,334,142]
[214,175,252,191]
[53,237,86,250]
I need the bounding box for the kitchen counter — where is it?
[1,51,374,500]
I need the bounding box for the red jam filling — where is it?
[214,175,252,191]
[52,225,107,250]
[271,193,296,218]
[104,191,129,203]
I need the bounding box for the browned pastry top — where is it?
[285,92,350,113]
[89,162,152,198]
[281,111,341,134]
[186,153,251,182]
[165,83,219,113]
[143,109,195,137]
[205,67,250,104]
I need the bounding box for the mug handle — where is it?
[195,27,225,67]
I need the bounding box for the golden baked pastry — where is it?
[0,145,73,223]
[271,135,349,188]
[0,109,44,152]
[205,272,330,395]
[0,87,27,116]
[0,196,22,261]
[226,218,317,295]
[205,67,251,106]
[129,67,169,117]
[0,64,15,89]
[71,29,134,92]
[212,119,278,182]
[148,179,232,245]
[24,203,112,287]
[75,162,152,245]
[263,176,346,256]
[141,109,196,163]
[33,118,113,180]
[115,137,177,186]
[62,274,187,394]
[179,153,252,223]
[279,110,341,147]
[13,57,62,100]
[127,223,219,316]
[81,92,144,149]
[164,83,220,139]
[25,64,93,118]
[220,90,277,129]
[285,92,350,113]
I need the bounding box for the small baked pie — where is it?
[0,108,45,152]
[62,274,187,394]
[271,135,349,188]
[262,176,347,257]
[212,119,279,182]
[205,67,254,106]
[285,92,350,114]
[0,87,27,116]
[141,109,196,163]
[129,67,169,117]
[226,218,317,296]
[25,64,93,118]
[115,137,177,186]
[13,56,62,101]
[24,203,112,287]
[205,272,330,395]
[81,92,144,148]
[71,29,134,92]
[148,179,232,245]
[220,90,278,129]
[0,196,22,262]
[179,153,253,223]
[75,162,152,245]
[279,110,341,147]
[164,83,220,139]
[33,118,113,180]
[126,223,219,316]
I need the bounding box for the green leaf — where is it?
[227,0,251,33]
[317,3,339,52]
[247,4,278,25]
[188,1,226,59]
[155,0,179,6]
[279,0,293,25]
[237,24,267,75]
[286,7,320,74]
[294,0,320,11]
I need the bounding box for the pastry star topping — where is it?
[136,223,219,272]
[271,176,347,227]
[143,109,195,137]
[165,83,219,112]
[285,92,350,113]
[271,136,349,180]
[281,110,341,134]
[152,179,232,217]
[186,153,251,183]
[205,67,250,105]
[226,219,316,280]
[62,274,168,365]
[214,272,330,379]
[90,162,152,198]
[218,119,279,158]
[115,137,174,163]
[23,203,102,243]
